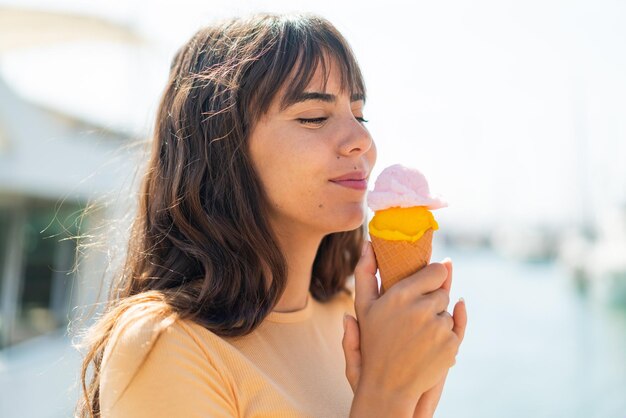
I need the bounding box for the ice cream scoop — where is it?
[367,164,447,212]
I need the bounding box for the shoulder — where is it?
[100,304,237,416]
[101,303,230,378]
[101,305,183,377]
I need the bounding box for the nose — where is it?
[337,115,374,157]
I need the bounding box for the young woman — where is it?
[75,12,467,418]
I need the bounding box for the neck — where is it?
[271,221,324,313]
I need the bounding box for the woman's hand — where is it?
[343,319,455,417]
[410,370,448,418]
[411,259,466,418]
[342,243,467,418]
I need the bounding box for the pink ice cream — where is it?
[367,164,448,212]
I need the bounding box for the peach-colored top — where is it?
[100,285,356,418]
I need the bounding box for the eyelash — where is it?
[298,117,369,125]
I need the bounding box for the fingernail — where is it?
[459,297,465,304]
[343,313,349,331]
[361,241,368,256]
[442,257,452,264]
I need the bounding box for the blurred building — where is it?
[0,6,142,417]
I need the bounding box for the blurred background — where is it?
[1,0,625,417]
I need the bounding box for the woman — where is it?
[75,12,467,418]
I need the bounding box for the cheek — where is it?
[261,144,325,204]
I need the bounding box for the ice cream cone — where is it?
[366,164,447,294]
[370,228,434,294]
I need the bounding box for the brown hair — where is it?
[74,12,367,417]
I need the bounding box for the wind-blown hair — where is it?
[75,12,366,417]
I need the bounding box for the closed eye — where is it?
[297,116,368,125]
[298,117,327,125]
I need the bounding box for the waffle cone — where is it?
[370,228,434,294]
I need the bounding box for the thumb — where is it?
[353,241,379,317]
[341,314,362,394]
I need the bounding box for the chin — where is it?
[327,209,366,234]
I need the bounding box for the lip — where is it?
[329,170,368,190]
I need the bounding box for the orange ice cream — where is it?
[368,206,439,242]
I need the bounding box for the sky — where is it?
[1,0,625,232]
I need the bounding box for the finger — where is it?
[452,298,467,342]
[437,311,454,330]
[423,288,450,314]
[341,314,362,393]
[396,262,448,296]
[440,258,453,293]
[353,241,379,317]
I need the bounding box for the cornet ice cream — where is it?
[367,164,448,293]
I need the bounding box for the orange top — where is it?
[100,283,356,418]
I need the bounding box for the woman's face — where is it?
[248,58,377,237]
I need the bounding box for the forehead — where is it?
[274,52,364,112]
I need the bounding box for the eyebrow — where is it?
[291,91,365,104]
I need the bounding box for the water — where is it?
[432,245,626,418]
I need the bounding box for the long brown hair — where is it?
[74,12,367,417]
